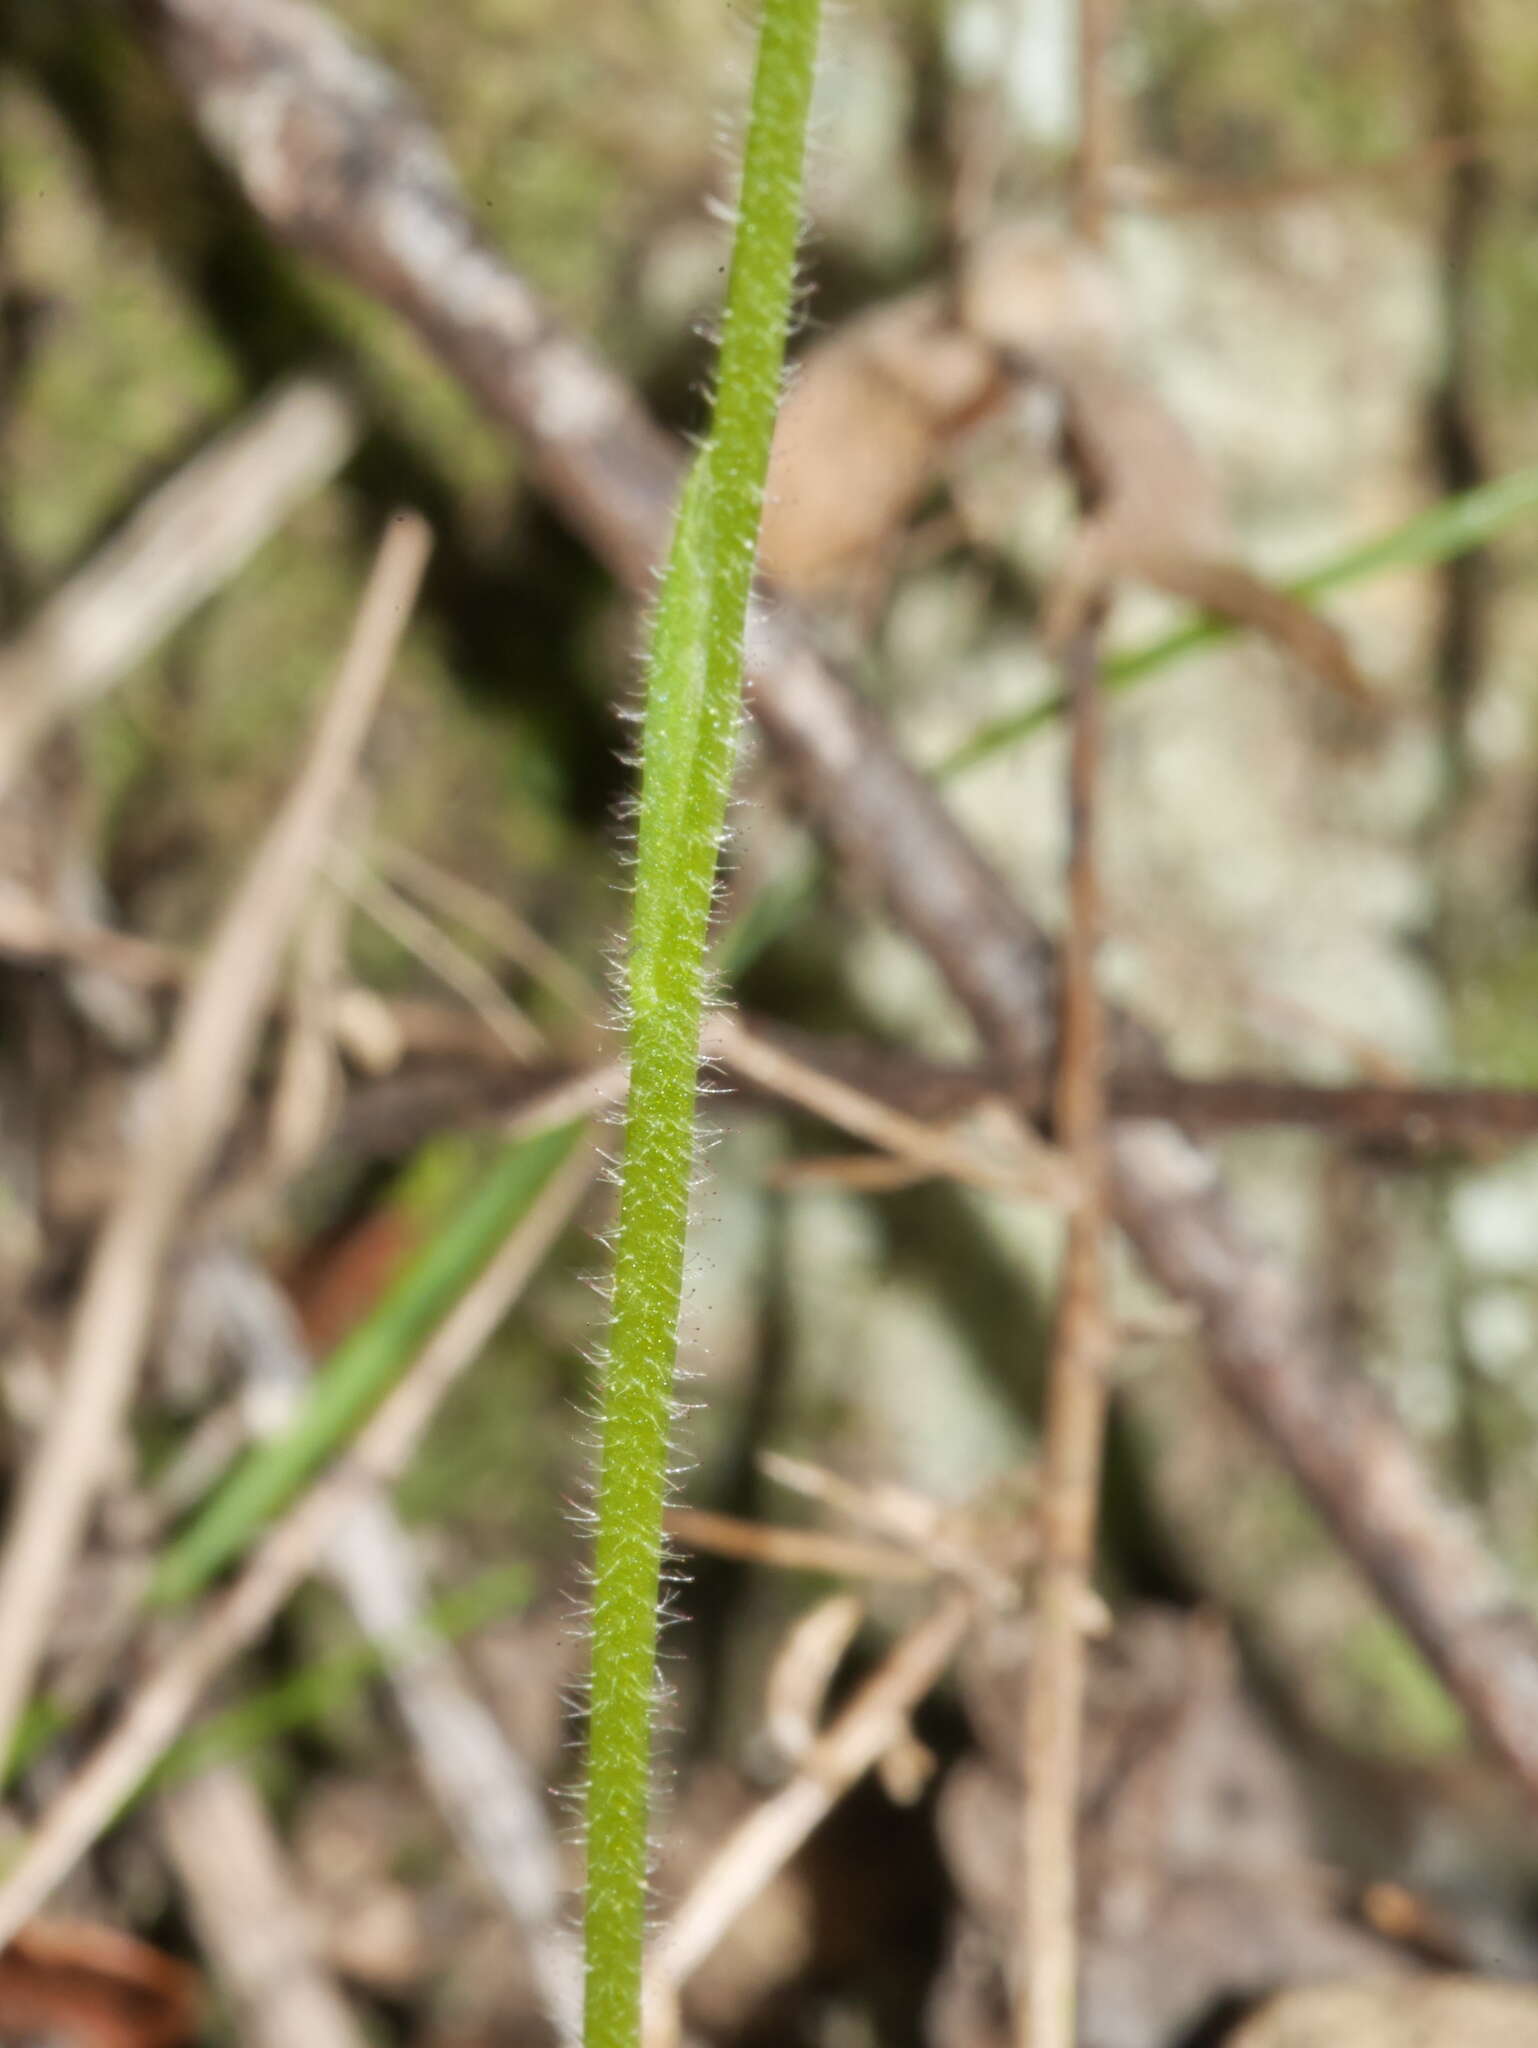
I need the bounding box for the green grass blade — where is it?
[151,1120,582,1608]
[937,462,1538,777]
[584,5,822,2045]
[1,1701,67,1793]
[2,1564,532,1836]
[152,1561,533,1790]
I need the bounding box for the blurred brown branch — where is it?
[0,1132,598,1942]
[187,1251,580,2040]
[1109,129,1504,217]
[1022,621,1112,2048]
[3,893,1534,1160]
[160,1765,369,2048]
[0,377,358,802]
[0,511,431,1772]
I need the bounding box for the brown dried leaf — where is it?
[936,1610,1406,2048]
[0,1921,199,2048]
[759,290,1000,599]
[760,218,1366,698]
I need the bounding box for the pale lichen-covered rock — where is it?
[1230,1977,1538,2048]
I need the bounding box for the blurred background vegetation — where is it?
[7,2,1538,2044]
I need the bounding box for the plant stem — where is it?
[1021,624,1112,2048]
[583,6,821,2046]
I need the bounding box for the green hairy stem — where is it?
[582,5,822,2046]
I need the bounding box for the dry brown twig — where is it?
[326,842,545,1060]
[0,895,184,987]
[264,880,351,1184]
[767,1148,937,1194]
[0,510,431,1776]
[326,1493,582,2040]
[10,881,1538,1158]
[721,1022,1538,1151]
[702,1011,1074,1208]
[292,1037,1538,1158]
[159,1764,371,2048]
[759,1592,869,1769]
[0,378,357,802]
[1021,621,1113,2048]
[1074,0,1118,245]
[663,1505,929,1586]
[1109,129,1499,217]
[0,1132,598,1944]
[184,1249,581,2039]
[0,894,565,1086]
[760,1450,1026,1605]
[374,837,603,1030]
[131,0,1538,1807]
[1018,74,1115,2048]
[1419,0,1494,760]
[288,989,1538,1160]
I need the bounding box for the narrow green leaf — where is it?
[152,1561,533,1789]
[937,462,1538,777]
[2,1563,532,1835]
[151,1119,582,1607]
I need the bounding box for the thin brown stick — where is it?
[328,1493,581,2039]
[1420,0,1494,788]
[0,1134,597,1944]
[314,1004,1538,1156]
[766,1150,935,1194]
[375,838,602,1028]
[947,0,1027,251]
[760,1450,1022,1603]
[760,1593,868,1768]
[326,843,545,1059]
[194,1250,580,2041]
[265,881,349,1183]
[134,0,1538,1809]
[0,894,185,985]
[160,1764,371,2048]
[0,378,357,800]
[1107,130,1500,217]
[0,512,431,1774]
[1074,0,1118,244]
[8,888,1538,1154]
[718,1018,1538,1150]
[702,1011,1073,1206]
[1021,625,1112,2048]
[664,1505,929,1585]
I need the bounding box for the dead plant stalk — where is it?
[0,378,357,801]
[0,513,431,1773]
[1021,623,1112,2048]
[1074,0,1118,244]
[0,1136,597,1944]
